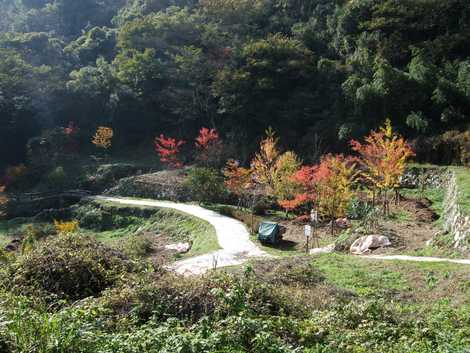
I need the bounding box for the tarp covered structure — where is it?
[258,221,281,244]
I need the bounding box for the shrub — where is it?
[72,202,114,230]
[45,166,68,189]
[54,219,79,235]
[10,235,132,301]
[2,164,36,190]
[185,167,226,203]
[346,197,374,220]
[121,233,154,258]
[0,295,99,353]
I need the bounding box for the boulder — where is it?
[309,244,335,255]
[350,235,391,255]
[165,242,192,253]
[335,218,352,229]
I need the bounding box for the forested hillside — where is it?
[0,0,469,169]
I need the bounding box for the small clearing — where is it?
[92,196,269,275]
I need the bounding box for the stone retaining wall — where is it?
[400,166,447,189]
[442,170,470,249]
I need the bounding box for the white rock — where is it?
[309,244,335,255]
[350,235,391,255]
[165,242,192,253]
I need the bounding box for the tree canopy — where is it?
[0,0,469,169]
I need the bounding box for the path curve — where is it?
[361,254,470,265]
[92,196,268,275]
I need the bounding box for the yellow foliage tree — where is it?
[273,151,302,212]
[54,220,79,235]
[92,127,113,150]
[251,128,280,193]
[315,154,358,234]
[251,129,302,210]
[351,119,415,213]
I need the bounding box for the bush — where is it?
[121,233,154,258]
[346,197,374,220]
[10,235,132,301]
[45,166,68,189]
[184,167,226,203]
[72,202,114,230]
[2,164,39,191]
[413,130,470,166]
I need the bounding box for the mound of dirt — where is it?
[105,169,191,201]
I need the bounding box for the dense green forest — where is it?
[0,0,469,170]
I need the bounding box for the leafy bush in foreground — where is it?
[9,235,132,301]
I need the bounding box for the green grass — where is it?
[452,166,470,214]
[0,201,220,259]
[0,218,48,247]
[311,253,470,300]
[82,200,220,258]
[388,208,413,222]
[311,253,410,296]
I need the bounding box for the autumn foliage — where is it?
[251,128,281,193]
[223,159,252,199]
[64,121,80,154]
[351,119,415,212]
[155,134,186,168]
[314,154,358,232]
[278,165,317,212]
[278,154,357,230]
[195,127,222,166]
[92,126,113,150]
[54,220,79,235]
[250,129,303,212]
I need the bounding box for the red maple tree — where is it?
[195,127,222,166]
[63,121,80,153]
[278,165,319,212]
[154,134,186,168]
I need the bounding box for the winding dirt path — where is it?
[92,196,470,275]
[92,196,268,275]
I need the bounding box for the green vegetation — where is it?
[453,167,470,214]
[0,200,219,259]
[1,253,470,352]
[0,0,469,350]
[77,200,220,258]
[1,0,469,175]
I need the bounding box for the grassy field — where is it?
[87,200,220,257]
[310,253,470,302]
[0,201,220,259]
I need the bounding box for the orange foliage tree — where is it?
[195,127,223,166]
[92,126,113,150]
[223,159,253,207]
[350,119,415,214]
[251,129,301,205]
[280,155,357,233]
[155,134,186,168]
[278,165,317,213]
